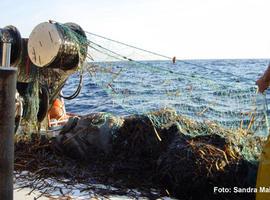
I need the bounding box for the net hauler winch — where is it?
[27,21,88,70]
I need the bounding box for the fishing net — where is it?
[57,23,270,136]
[14,134,170,199]
[14,22,270,199]
[15,108,265,199]
[17,79,40,133]
[54,22,88,69]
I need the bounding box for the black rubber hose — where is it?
[59,73,83,100]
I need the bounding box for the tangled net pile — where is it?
[15,109,265,199]
[14,22,270,199]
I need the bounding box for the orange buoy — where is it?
[48,99,64,120]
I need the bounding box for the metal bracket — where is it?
[1,31,12,43]
[1,30,12,67]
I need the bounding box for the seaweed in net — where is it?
[14,108,266,199]
[14,134,168,199]
[156,134,258,200]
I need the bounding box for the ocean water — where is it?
[63,59,270,134]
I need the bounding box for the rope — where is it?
[86,31,173,60]
[72,24,265,93]
[176,60,255,82]
[88,41,219,88]
[263,94,270,132]
[86,30,258,83]
[89,43,126,61]
[53,22,269,133]
[57,21,256,84]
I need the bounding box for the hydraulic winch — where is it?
[0,21,88,134]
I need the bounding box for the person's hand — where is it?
[256,78,270,93]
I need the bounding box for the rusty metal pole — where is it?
[0,32,17,200]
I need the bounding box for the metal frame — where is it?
[1,30,12,67]
[0,30,17,200]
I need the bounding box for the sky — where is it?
[1,0,270,59]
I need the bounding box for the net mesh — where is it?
[59,23,270,136]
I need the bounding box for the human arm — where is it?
[256,64,270,93]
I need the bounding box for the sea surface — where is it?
[63,59,270,134]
